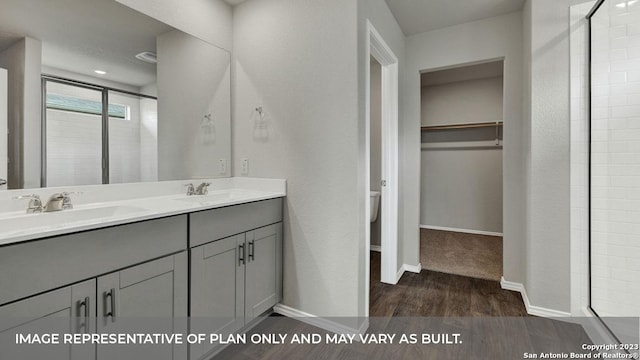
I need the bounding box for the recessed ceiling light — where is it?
[94,70,107,75]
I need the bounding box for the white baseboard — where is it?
[403,263,421,274]
[273,304,368,335]
[420,225,503,237]
[370,245,381,252]
[394,263,422,282]
[500,277,571,318]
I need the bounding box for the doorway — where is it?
[365,20,399,313]
[419,60,505,282]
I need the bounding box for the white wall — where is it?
[421,77,504,125]
[0,37,42,189]
[233,0,361,325]
[525,0,572,313]
[157,30,231,181]
[406,12,525,283]
[115,0,232,52]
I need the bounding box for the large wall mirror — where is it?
[0,0,231,189]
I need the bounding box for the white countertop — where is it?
[0,178,286,247]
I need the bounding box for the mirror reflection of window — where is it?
[43,79,158,187]
[45,81,103,187]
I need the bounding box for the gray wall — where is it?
[233,0,360,326]
[421,77,503,125]
[157,30,231,180]
[523,0,572,313]
[370,58,382,247]
[420,76,504,233]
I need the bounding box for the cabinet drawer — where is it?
[0,215,187,306]
[189,198,282,248]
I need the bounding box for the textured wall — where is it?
[526,0,572,313]
[233,0,360,325]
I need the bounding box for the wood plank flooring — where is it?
[370,251,528,317]
[213,253,594,359]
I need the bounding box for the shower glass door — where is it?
[589,0,640,343]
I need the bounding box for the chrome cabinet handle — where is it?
[249,240,255,262]
[77,296,90,333]
[104,289,116,322]
[0,179,6,186]
[238,244,245,266]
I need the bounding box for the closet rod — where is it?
[421,121,503,131]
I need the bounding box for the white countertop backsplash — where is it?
[0,177,286,246]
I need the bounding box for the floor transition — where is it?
[420,229,502,281]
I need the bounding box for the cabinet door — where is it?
[0,280,96,360]
[190,234,245,360]
[245,223,282,321]
[97,252,187,360]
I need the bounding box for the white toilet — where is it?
[370,191,381,222]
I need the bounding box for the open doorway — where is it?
[365,21,399,317]
[419,60,504,282]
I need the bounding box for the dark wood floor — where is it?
[213,252,594,359]
[369,251,528,317]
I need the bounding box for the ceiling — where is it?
[0,0,172,87]
[385,0,525,36]
[421,60,504,87]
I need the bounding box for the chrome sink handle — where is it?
[195,182,211,195]
[61,191,82,210]
[184,183,196,196]
[13,194,43,213]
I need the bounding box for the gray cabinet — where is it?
[190,234,245,360]
[245,223,282,320]
[97,252,188,360]
[189,223,282,360]
[0,280,96,360]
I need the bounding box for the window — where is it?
[46,94,129,120]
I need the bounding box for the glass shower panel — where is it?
[107,90,158,184]
[45,81,103,187]
[590,0,640,342]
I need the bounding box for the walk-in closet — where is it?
[420,60,504,281]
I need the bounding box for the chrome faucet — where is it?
[195,182,211,195]
[44,193,65,212]
[13,194,43,213]
[43,192,79,212]
[185,183,196,196]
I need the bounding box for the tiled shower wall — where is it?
[587,0,640,317]
[569,1,591,316]
[46,82,158,186]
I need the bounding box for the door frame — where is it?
[365,19,399,303]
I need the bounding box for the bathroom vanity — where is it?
[0,178,285,360]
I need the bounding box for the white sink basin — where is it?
[0,205,150,235]
[173,190,262,204]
